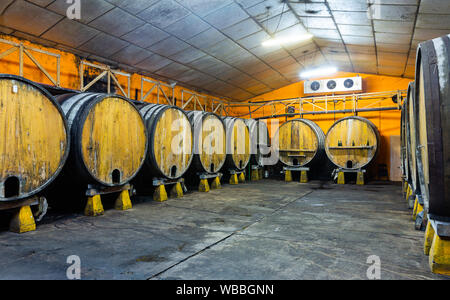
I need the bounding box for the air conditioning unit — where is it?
[304,77,363,94]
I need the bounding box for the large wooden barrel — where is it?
[325,116,380,170]
[275,119,325,167]
[414,34,450,220]
[187,111,226,174]
[0,75,69,201]
[406,82,420,193]
[139,104,193,179]
[57,93,147,186]
[222,117,251,171]
[244,119,270,167]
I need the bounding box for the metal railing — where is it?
[80,60,131,98]
[0,38,61,86]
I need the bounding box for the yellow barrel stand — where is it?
[424,220,450,275]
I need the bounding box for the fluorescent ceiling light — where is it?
[262,33,313,47]
[300,66,338,79]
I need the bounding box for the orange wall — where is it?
[0,34,217,110]
[0,34,412,180]
[229,72,413,181]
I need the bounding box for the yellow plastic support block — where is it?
[259,168,263,180]
[337,172,345,185]
[412,197,418,220]
[356,171,364,185]
[285,170,292,182]
[229,174,239,185]
[412,198,424,221]
[300,170,308,183]
[424,221,435,256]
[10,205,36,234]
[153,185,168,202]
[412,196,424,221]
[239,172,246,183]
[429,234,450,275]
[211,176,222,189]
[199,179,210,193]
[405,185,412,202]
[251,169,259,181]
[417,203,424,215]
[84,195,104,217]
[115,190,132,211]
[171,182,184,198]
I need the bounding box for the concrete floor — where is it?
[0,180,447,280]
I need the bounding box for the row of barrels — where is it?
[401,34,450,223]
[0,74,269,203]
[276,116,380,170]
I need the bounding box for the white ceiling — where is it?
[0,0,449,101]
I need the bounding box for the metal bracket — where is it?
[152,177,184,187]
[282,166,310,172]
[86,184,133,197]
[198,172,223,180]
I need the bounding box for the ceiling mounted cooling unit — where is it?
[304,77,363,94]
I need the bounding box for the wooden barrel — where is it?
[187,111,226,174]
[414,34,450,220]
[275,119,325,167]
[57,93,147,186]
[325,116,380,170]
[244,119,270,167]
[140,104,193,179]
[222,117,251,171]
[0,75,69,201]
[406,82,420,193]
[400,95,409,183]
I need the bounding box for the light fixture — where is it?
[300,66,338,79]
[262,33,313,47]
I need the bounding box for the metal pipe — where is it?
[255,106,399,120]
